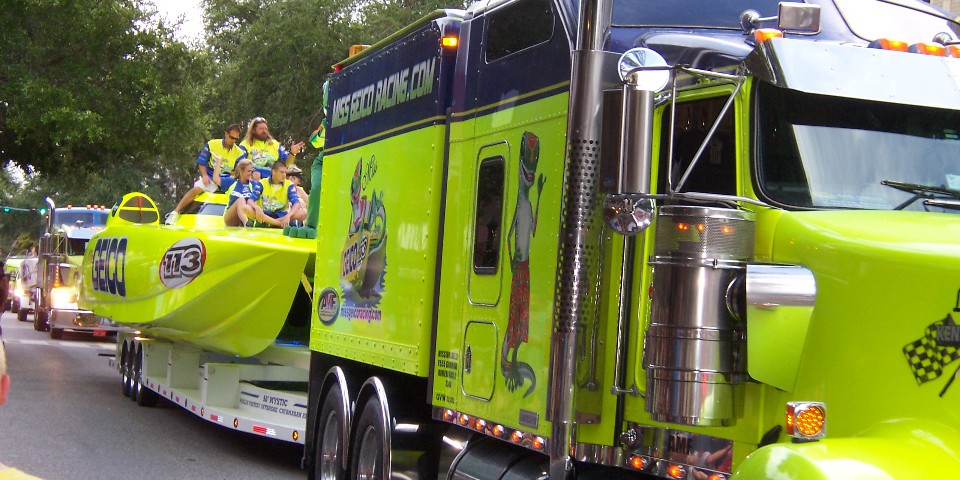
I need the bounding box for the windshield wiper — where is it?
[881,179,960,210]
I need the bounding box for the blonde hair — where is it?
[233,159,254,180]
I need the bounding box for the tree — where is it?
[0,0,214,243]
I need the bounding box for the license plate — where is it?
[93,329,107,337]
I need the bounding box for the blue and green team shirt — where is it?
[221,177,264,209]
[197,139,247,189]
[259,178,300,218]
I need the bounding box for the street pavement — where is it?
[0,312,304,479]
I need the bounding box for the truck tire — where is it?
[351,395,390,480]
[11,300,18,314]
[121,342,132,398]
[33,309,48,332]
[315,383,349,480]
[133,347,159,407]
[50,328,63,340]
[16,308,26,322]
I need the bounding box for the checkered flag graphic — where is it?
[903,314,960,385]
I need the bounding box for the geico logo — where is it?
[92,237,127,297]
[340,235,369,278]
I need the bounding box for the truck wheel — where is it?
[121,342,132,398]
[11,300,19,314]
[50,328,63,340]
[33,309,48,332]
[16,308,26,322]
[350,395,390,480]
[133,347,159,407]
[315,384,349,480]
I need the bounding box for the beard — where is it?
[254,130,270,141]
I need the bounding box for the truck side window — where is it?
[658,96,737,196]
[473,157,506,275]
[485,0,553,63]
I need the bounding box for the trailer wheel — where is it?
[133,346,159,407]
[120,342,131,398]
[351,396,389,480]
[316,384,348,480]
[16,307,26,322]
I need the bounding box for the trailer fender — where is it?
[733,419,960,479]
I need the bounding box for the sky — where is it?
[151,0,205,42]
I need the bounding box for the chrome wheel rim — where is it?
[356,426,379,480]
[319,409,341,480]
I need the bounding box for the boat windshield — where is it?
[755,82,960,213]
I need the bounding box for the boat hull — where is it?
[80,224,315,357]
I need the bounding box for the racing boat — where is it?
[79,192,315,357]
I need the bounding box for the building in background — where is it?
[931,0,959,15]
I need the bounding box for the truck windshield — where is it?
[834,0,960,44]
[755,82,960,212]
[55,210,107,227]
[612,0,781,28]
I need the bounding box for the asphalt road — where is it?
[0,311,304,480]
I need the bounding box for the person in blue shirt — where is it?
[218,159,263,227]
[256,161,304,228]
[165,124,246,225]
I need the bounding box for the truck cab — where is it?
[35,201,112,338]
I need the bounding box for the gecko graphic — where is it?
[502,131,546,398]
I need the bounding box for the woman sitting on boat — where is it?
[217,159,263,227]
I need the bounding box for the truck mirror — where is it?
[617,48,669,91]
[777,3,820,33]
[603,194,655,236]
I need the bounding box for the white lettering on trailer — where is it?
[331,57,438,128]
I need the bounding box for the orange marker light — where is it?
[667,464,685,479]
[786,401,827,439]
[443,409,454,421]
[532,436,545,451]
[721,225,735,235]
[948,45,960,58]
[910,42,946,56]
[677,222,690,232]
[796,405,826,436]
[696,223,706,233]
[629,455,646,470]
[708,475,725,480]
[492,425,504,437]
[753,28,783,43]
[869,38,909,52]
[441,36,459,48]
[458,414,470,426]
[511,431,523,443]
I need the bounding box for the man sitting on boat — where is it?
[164,124,246,225]
[240,117,304,181]
[255,161,305,228]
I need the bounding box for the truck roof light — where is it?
[348,44,369,57]
[910,42,947,56]
[441,35,458,48]
[786,401,827,440]
[334,64,344,73]
[868,38,909,52]
[753,28,783,43]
